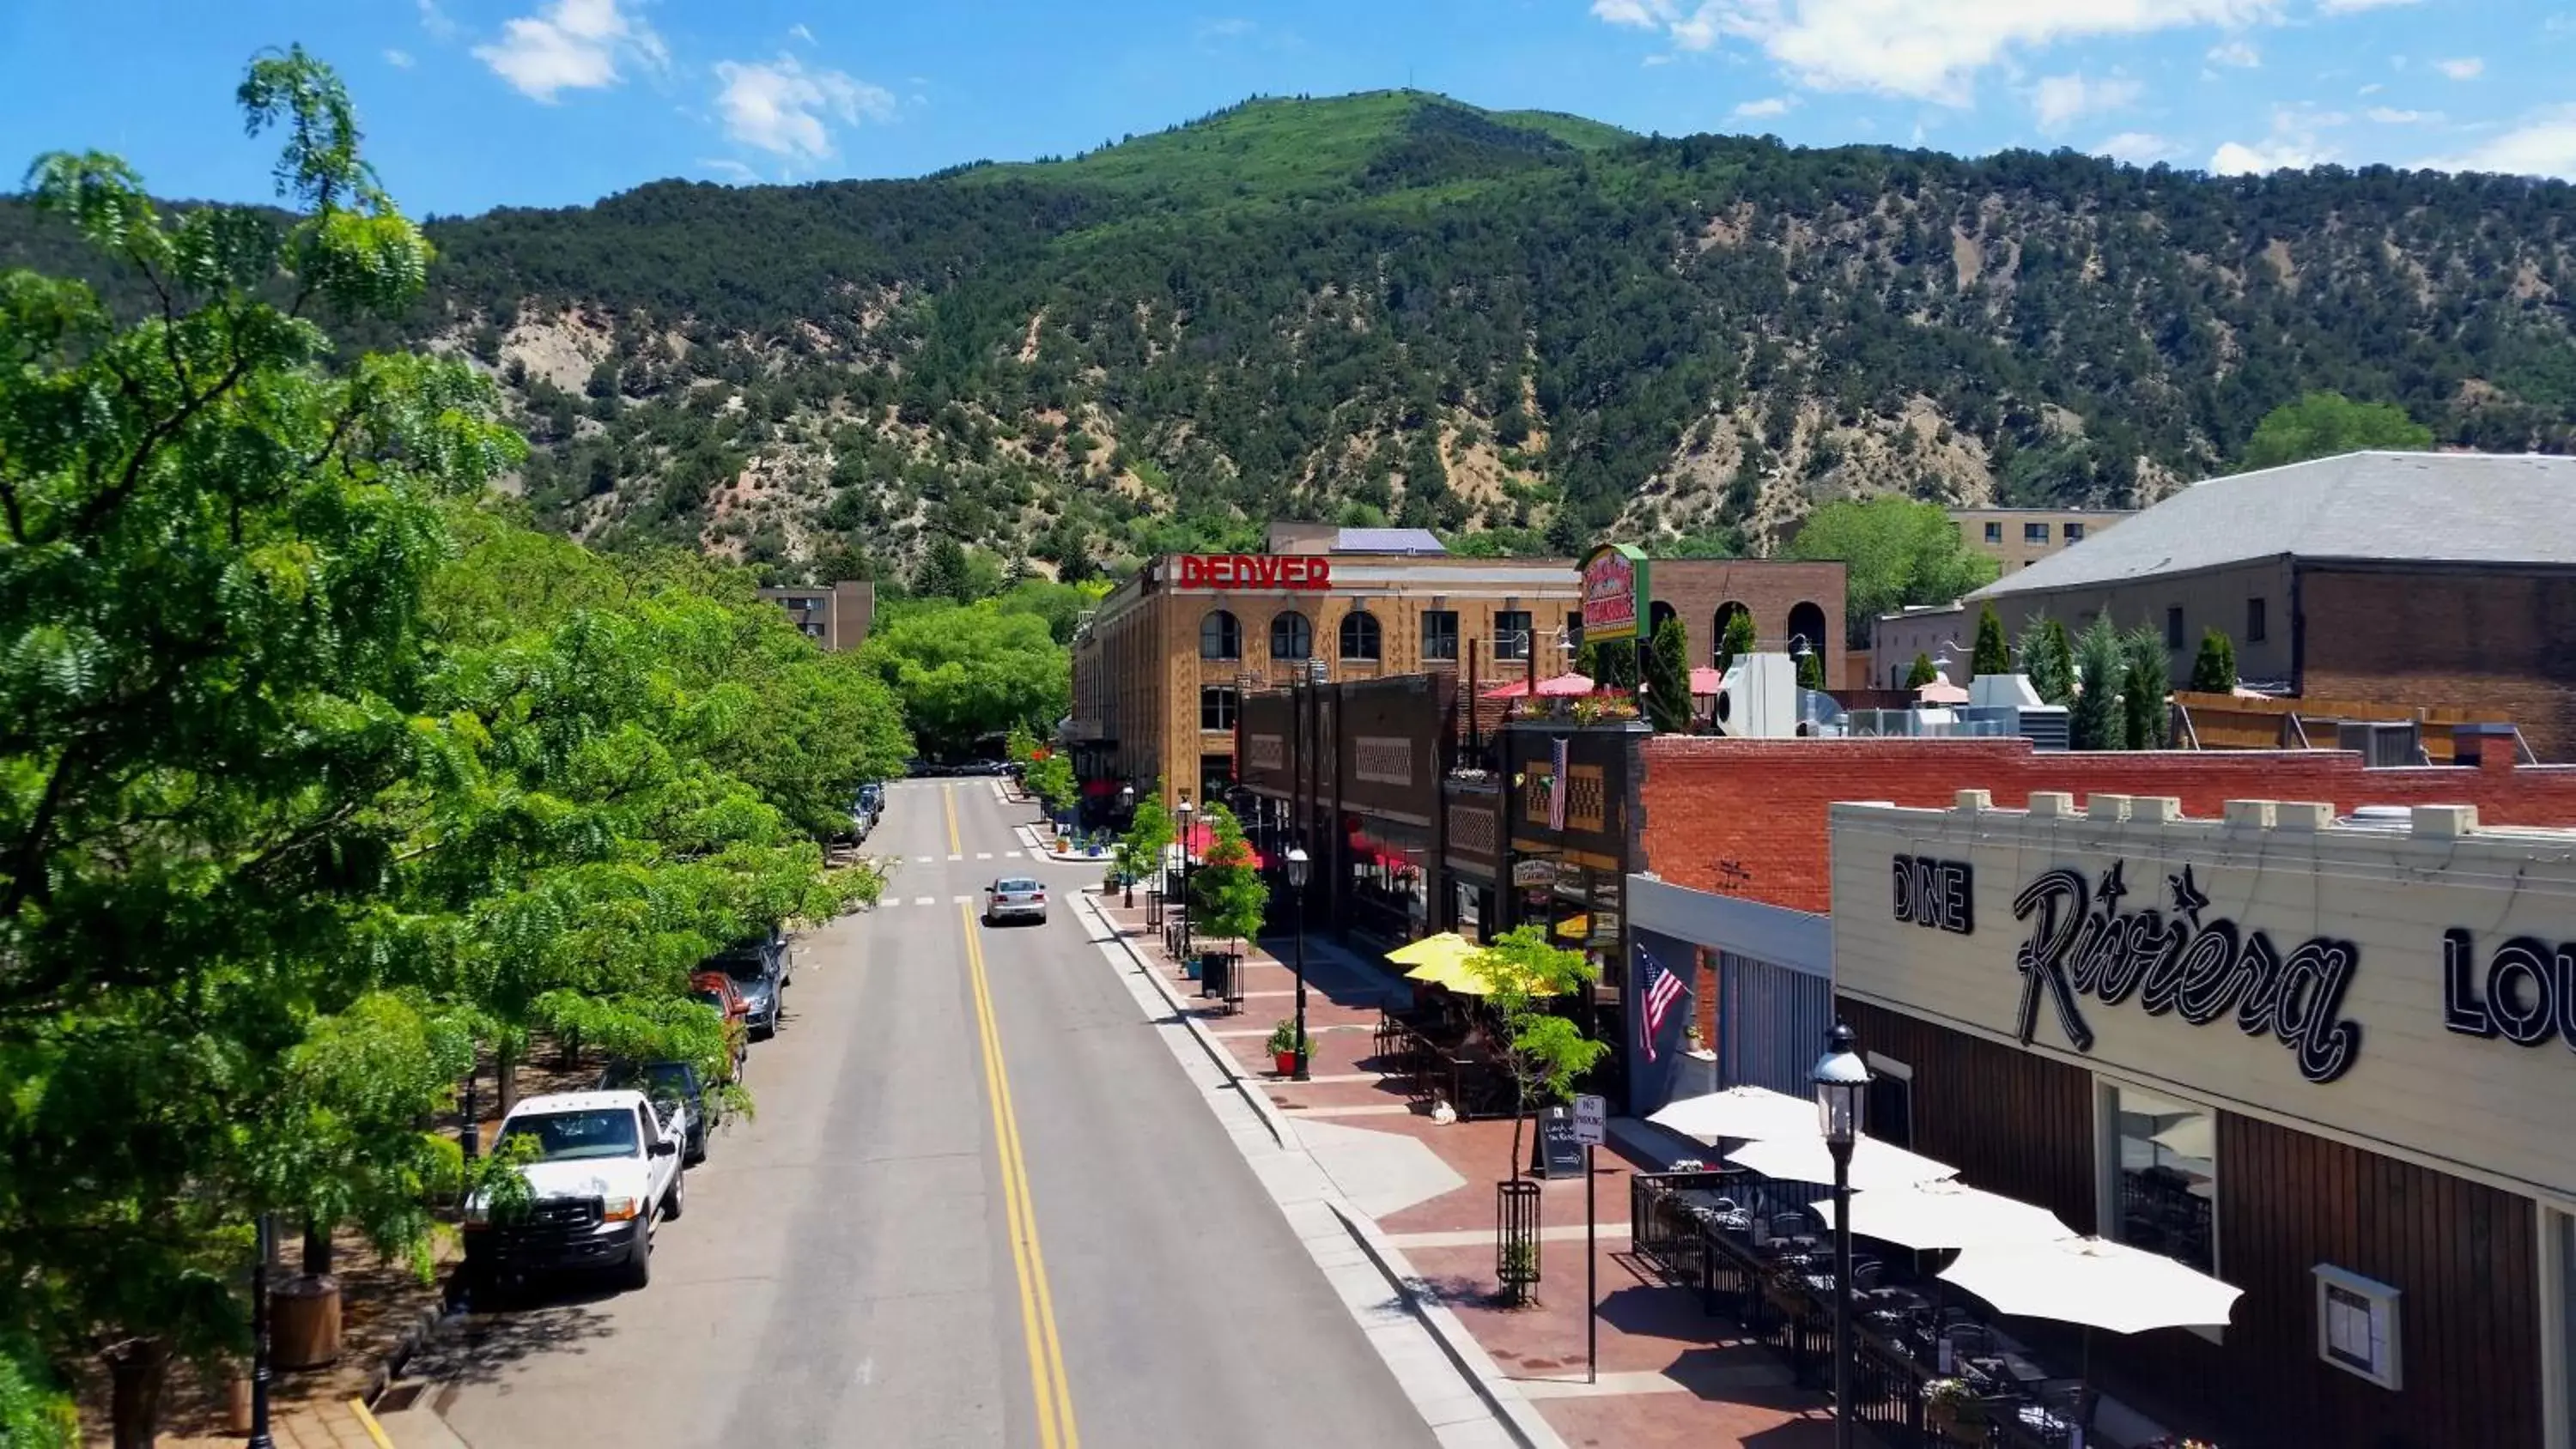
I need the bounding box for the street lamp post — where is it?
[247,1212,276,1449]
[1285,846,1311,1080]
[1120,785,1137,908]
[1811,1022,1872,1449]
[1175,798,1196,966]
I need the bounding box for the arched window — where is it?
[1270,610,1313,661]
[1200,609,1241,661]
[1711,601,1753,667]
[1339,609,1382,662]
[1786,601,1832,657]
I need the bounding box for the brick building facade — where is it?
[1637,558,1848,681]
[2298,565,2576,761]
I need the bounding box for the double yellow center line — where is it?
[944,784,963,855]
[960,900,1080,1449]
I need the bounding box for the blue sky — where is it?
[3,1,2573,215]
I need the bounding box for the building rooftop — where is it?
[1972,451,2576,598]
[1327,526,1448,554]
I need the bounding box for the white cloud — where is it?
[418,0,458,40]
[2210,105,2342,173]
[1587,0,2280,105]
[788,23,815,45]
[1733,95,1793,118]
[2032,72,2142,132]
[2420,105,2576,178]
[713,54,893,162]
[2365,106,2439,124]
[1642,52,1675,65]
[2434,56,2484,79]
[2206,39,2261,67]
[385,48,416,68]
[475,0,668,103]
[2318,0,2420,9]
[2097,130,2179,165]
[698,157,761,184]
[2357,81,2384,94]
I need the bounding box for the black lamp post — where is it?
[1812,1022,1872,1449]
[1120,784,1137,908]
[247,1212,276,1449]
[1285,845,1311,1080]
[1175,798,1195,964]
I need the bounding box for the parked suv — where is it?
[464,1088,683,1290]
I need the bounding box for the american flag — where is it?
[1547,736,1569,831]
[1639,950,1688,1064]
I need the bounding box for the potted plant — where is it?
[1923,1378,1988,1444]
[1265,1020,1309,1076]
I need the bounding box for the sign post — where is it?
[1571,1093,1607,1385]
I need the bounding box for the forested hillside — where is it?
[12,89,2573,584]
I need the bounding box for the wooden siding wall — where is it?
[1841,1001,2546,1449]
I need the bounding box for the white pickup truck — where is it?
[463,1088,687,1290]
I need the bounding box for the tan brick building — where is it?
[1971,452,2576,760]
[1949,506,2133,574]
[1069,532,1580,807]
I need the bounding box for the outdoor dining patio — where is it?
[1628,1085,2239,1449]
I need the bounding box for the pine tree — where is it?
[2190,628,2239,694]
[2020,616,2076,706]
[2069,615,2124,749]
[2120,626,2172,749]
[1971,603,2013,677]
[1796,647,1826,691]
[1644,616,1692,732]
[1905,652,1939,688]
[1715,609,1759,678]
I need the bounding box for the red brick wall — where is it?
[1640,737,2576,912]
[1646,559,1848,685]
[2300,566,2576,762]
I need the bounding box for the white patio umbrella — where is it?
[1727,1133,1959,1192]
[2148,1115,2216,1161]
[1939,1235,2242,1334]
[1647,1085,1820,1143]
[1808,1179,2071,1252]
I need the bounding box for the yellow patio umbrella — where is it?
[1389,932,1476,967]
[1397,939,1564,998]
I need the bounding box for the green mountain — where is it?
[12,90,2573,585]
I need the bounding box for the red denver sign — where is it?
[1175,555,1334,591]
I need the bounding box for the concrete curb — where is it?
[1014,823,1115,866]
[361,1301,451,1408]
[1328,1201,1570,1449]
[1073,891,1294,1149]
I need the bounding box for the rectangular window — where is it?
[1199,686,1237,732]
[2063,521,2086,542]
[1566,612,1583,656]
[1495,610,1534,661]
[2106,1084,2216,1274]
[2024,522,2050,544]
[2247,597,2268,643]
[1864,1054,1914,1149]
[1984,521,2002,543]
[2166,606,2185,651]
[1422,609,1460,663]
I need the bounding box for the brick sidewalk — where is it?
[1096,897,1853,1449]
[154,1396,388,1449]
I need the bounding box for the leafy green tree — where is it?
[1714,609,1759,678]
[1472,927,1607,1197]
[1024,749,1078,819]
[861,602,1071,759]
[1577,637,1638,691]
[1188,804,1267,958]
[1905,652,1940,688]
[913,535,976,604]
[1787,498,1999,648]
[1971,603,2013,677]
[2241,392,2433,470]
[0,52,524,1444]
[1643,615,1692,731]
[2069,614,2126,749]
[2020,616,2076,706]
[1117,780,1175,893]
[2121,626,2172,749]
[2190,627,2239,694]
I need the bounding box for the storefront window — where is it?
[2109,1085,2217,1274]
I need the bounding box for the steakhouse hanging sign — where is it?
[2009,860,2365,1085]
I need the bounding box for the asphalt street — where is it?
[416,778,1442,1449]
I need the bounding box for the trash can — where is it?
[269,1275,342,1370]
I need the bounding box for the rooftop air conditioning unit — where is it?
[1959,703,2071,751]
[2336,719,2421,768]
[1711,652,1798,738]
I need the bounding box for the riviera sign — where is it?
[2010,861,2364,1084]
[1175,555,1333,591]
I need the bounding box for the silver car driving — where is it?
[982,877,1048,926]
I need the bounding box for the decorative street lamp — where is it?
[1174,798,1196,965]
[1120,784,1138,908]
[1284,846,1312,1080]
[248,1212,276,1449]
[1812,1022,1872,1449]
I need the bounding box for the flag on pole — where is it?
[1548,736,1569,831]
[1640,949,1688,1063]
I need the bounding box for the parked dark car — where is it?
[711,937,787,1039]
[598,1058,713,1165]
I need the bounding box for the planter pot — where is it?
[1273,1049,1298,1075]
[1927,1401,1987,1446]
[270,1274,342,1369]
[1183,957,1203,979]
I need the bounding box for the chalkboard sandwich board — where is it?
[1532,1103,1587,1179]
